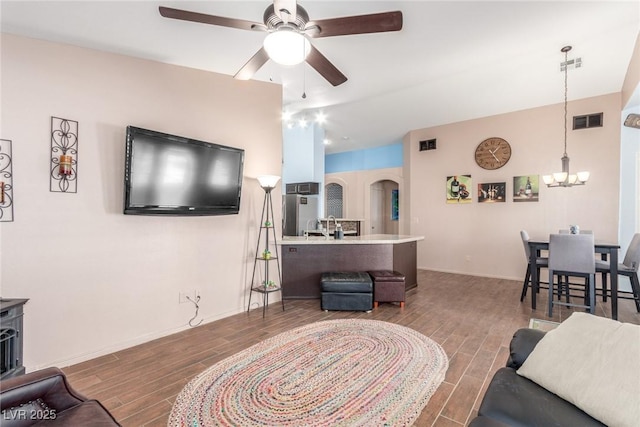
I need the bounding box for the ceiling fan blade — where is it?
[273,0,297,24]
[306,45,347,87]
[234,47,270,81]
[306,11,402,38]
[159,6,266,31]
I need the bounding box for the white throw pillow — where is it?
[517,312,640,427]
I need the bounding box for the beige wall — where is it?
[405,93,621,280]
[325,167,404,235]
[0,34,283,370]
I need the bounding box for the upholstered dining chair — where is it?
[557,230,593,288]
[520,230,548,302]
[596,233,640,313]
[548,233,596,317]
[559,229,593,234]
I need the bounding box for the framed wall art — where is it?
[391,189,399,220]
[446,175,472,204]
[513,175,539,202]
[478,182,506,203]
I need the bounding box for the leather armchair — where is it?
[0,367,120,426]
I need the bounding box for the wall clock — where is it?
[475,137,511,170]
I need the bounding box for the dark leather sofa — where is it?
[469,328,605,427]
[0,367,120,426]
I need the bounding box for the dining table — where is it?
[528,238,621,320]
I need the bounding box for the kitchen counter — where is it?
[280,234,423,245]
[278,234,424,299]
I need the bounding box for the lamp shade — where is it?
[576,171,590,183]
[553,172,568,183]
[257,175,280,190]
[263,30,310,66]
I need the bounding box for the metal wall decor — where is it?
[0,139,14,222]
[50,116,78,193]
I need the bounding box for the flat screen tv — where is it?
[124,126,244,216]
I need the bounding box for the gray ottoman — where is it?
[320,272,373,311]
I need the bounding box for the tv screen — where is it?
[124,126,244,216]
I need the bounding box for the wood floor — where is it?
[62,270,640,426]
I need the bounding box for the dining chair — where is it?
[559,229,593,234]
[519,230,548,302]
[557,230,593,288]
[548,233,596,317]
[596,233,640,313]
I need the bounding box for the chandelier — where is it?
[542,46,590,187]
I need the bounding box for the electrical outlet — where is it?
[465,255,471,262]
[178,292,189,304]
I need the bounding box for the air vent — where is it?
[419,139,437,151]
[573,113,603,130]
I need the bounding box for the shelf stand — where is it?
[247,176,284,317]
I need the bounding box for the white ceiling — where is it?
[1,1,639,153]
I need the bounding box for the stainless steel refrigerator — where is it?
[283,194,319,236]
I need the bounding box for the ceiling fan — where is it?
[159,0,403,87]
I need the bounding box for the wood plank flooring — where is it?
[62,270,640,426]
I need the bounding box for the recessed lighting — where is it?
[299,118,308,128]
[316,112,327,124]
[323,139,331,145]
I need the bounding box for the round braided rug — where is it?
[168,319,448,427]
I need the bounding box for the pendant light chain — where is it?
[542,44,590,187]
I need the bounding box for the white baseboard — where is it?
[417,266,521,282]
[30,305,248,372]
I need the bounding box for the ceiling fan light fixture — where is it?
[263,29,310,66]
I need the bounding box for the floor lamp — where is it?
[247,175,284,317]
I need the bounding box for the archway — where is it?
[370,179,399,234]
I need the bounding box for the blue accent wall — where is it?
[325,143,403,173]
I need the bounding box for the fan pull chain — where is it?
[302,40,307,99]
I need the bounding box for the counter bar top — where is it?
[279,235,422,299]
[279,234,424,245]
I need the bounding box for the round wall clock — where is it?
[475,137,511,170]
